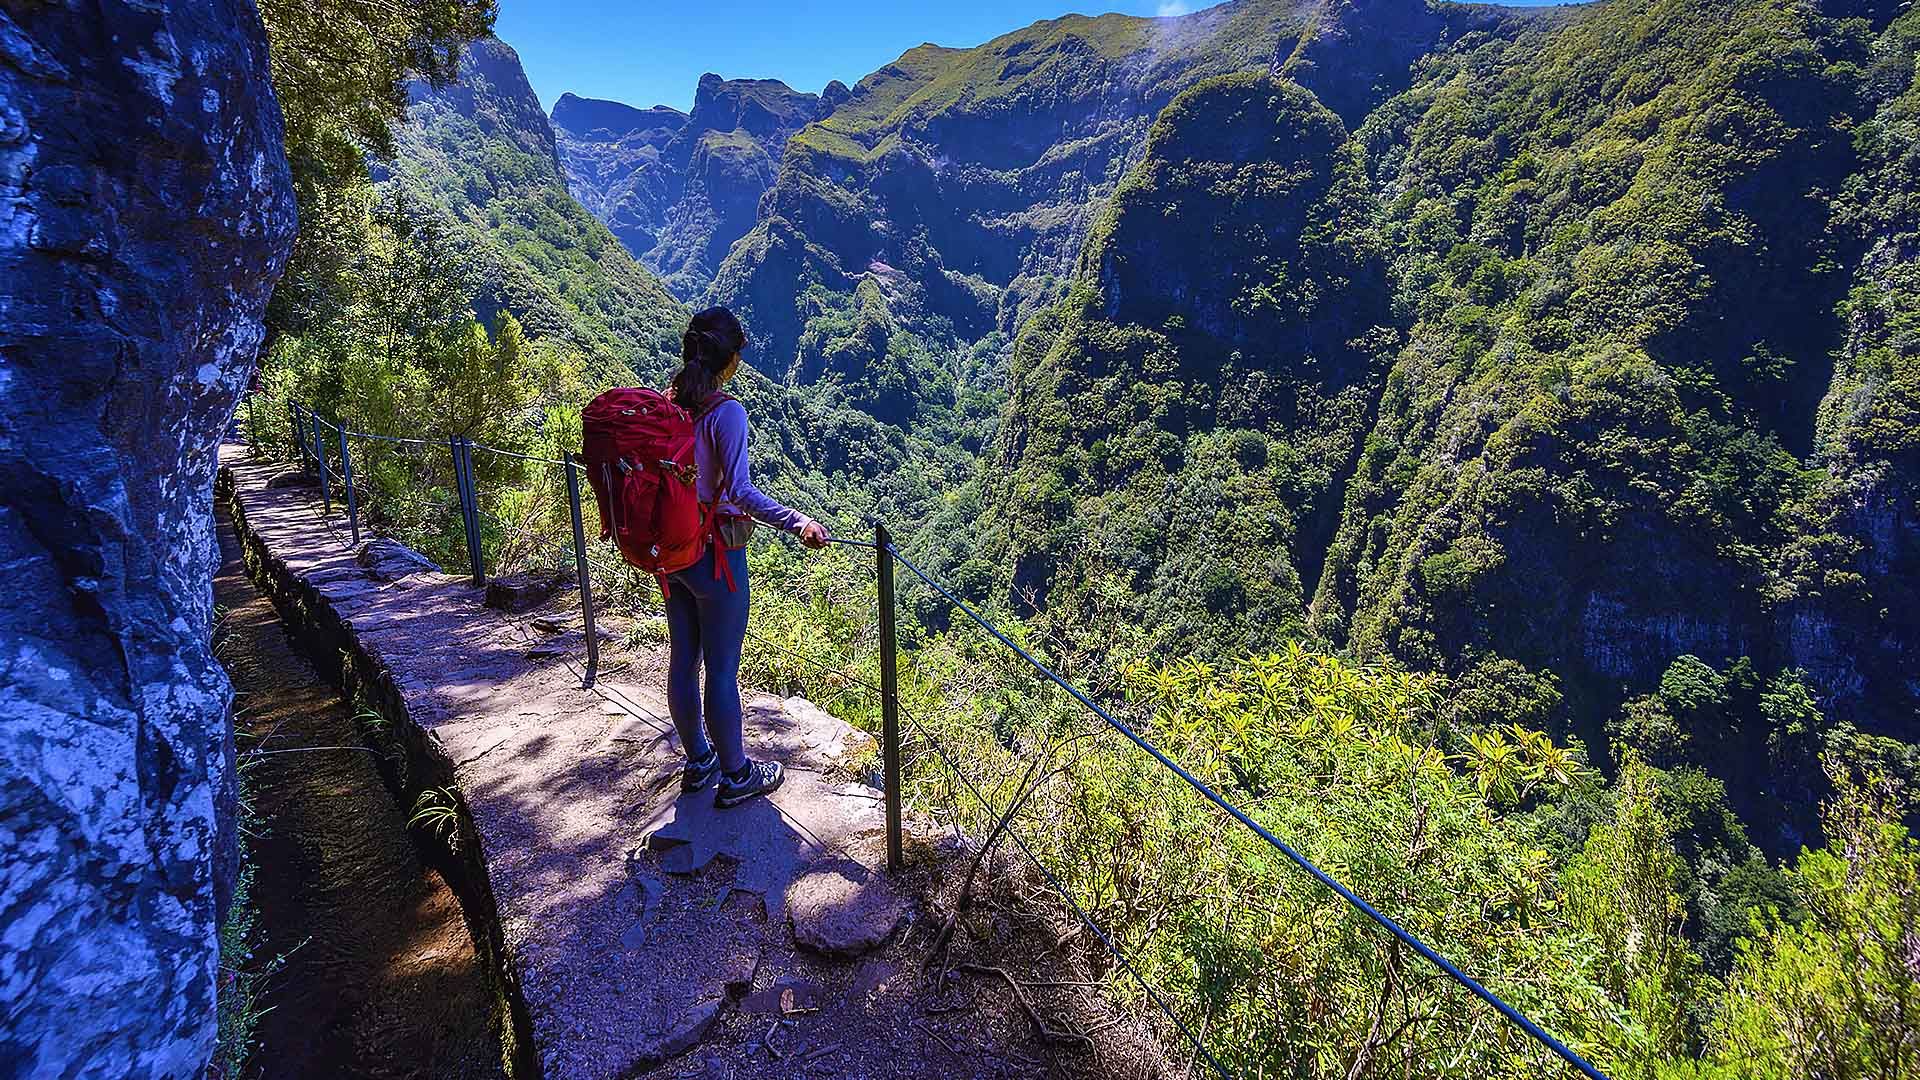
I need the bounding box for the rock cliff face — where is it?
[552,74,840,300]
[0,1,295,1075]
[552,93,689,252]
[1794,15,1920,739]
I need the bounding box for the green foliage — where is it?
[923,4,1920,924]
[731,544,1918,1077]
[211,759,283,1080]
[971,73,1390,658]
[381,39,684,373]
[260,0,496,339]
[1708,773,1920,1078]
[1102,652,1609,1077]
[408,788,465,852]
[1564,759,1710,1067]
[246,2,1920,1073]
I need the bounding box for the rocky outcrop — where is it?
[552,93,689,256]
[483,569,569,613]
[0,2,295,1076]
[358,537,442,583]
[551,74,836,300]
[785,862,908,960]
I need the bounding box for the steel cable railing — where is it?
[884,545,1608,1080]
[730,618,1231,1072]
[246,397,1611,1079]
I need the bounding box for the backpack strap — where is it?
[696,393,740,592]
[692,390,735,420]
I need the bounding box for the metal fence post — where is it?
[564,456,599,688]
[875,520,904,873]
[314,412,332,513]
[452,436,485,587]
[448,435,465,575]
[338,426,360,548]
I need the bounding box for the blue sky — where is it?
[497,0,1570,115]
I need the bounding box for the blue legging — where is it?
[665,543,751,774]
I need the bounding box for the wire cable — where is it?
[346,429,437,447]
[276,396,1607,1080]
[709,602,1225,1072]
[884,543,1608,1080]
[468,443,568,467]
[901,709,1233,1077]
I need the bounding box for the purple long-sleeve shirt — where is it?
[694,397,809,533]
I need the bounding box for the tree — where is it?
[1709,772,1920,1079]
[1564,758,1710,1071]
[259,0,496,339]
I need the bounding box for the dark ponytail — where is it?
[670,306,747,411]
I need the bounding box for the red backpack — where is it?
[581,387,737,594]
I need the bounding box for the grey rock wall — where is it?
[0,1,294,1075]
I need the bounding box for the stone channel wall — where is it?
[216,445,914,1080]
[216,462,540,1077]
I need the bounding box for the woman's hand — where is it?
[798,518,830,550]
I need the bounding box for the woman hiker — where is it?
[667,306,831,808]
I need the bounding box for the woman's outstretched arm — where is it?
[707,398,814,534]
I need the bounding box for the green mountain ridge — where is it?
[244,3,1920,1071]
[382,35,979,520]
[959,0,1918,853]
[707,0,1546,404]
[382,36,686,372]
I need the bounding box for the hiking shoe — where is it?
[682,749,722,793]
[716,759,784,808]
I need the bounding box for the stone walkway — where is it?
[219,447,1072,1080]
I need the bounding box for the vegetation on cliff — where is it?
[242,0,1920,1073]
[552,75,842,298]
[957,0,1918,862]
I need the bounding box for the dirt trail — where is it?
[214,507,504,1080]
[219,448,1177,1079]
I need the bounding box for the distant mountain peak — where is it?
[551,92,687,140]
[552,72,842,300]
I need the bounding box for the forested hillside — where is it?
[382,38,687,369]
[869,0,1917,861]
[702,2,1538,423]
[263,30,983,554]
[534,0,1917,886]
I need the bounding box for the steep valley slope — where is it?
[519,0,1914,853]
[958,0,1920,852]
[384,37,976,520]
[558,0,1913,852]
